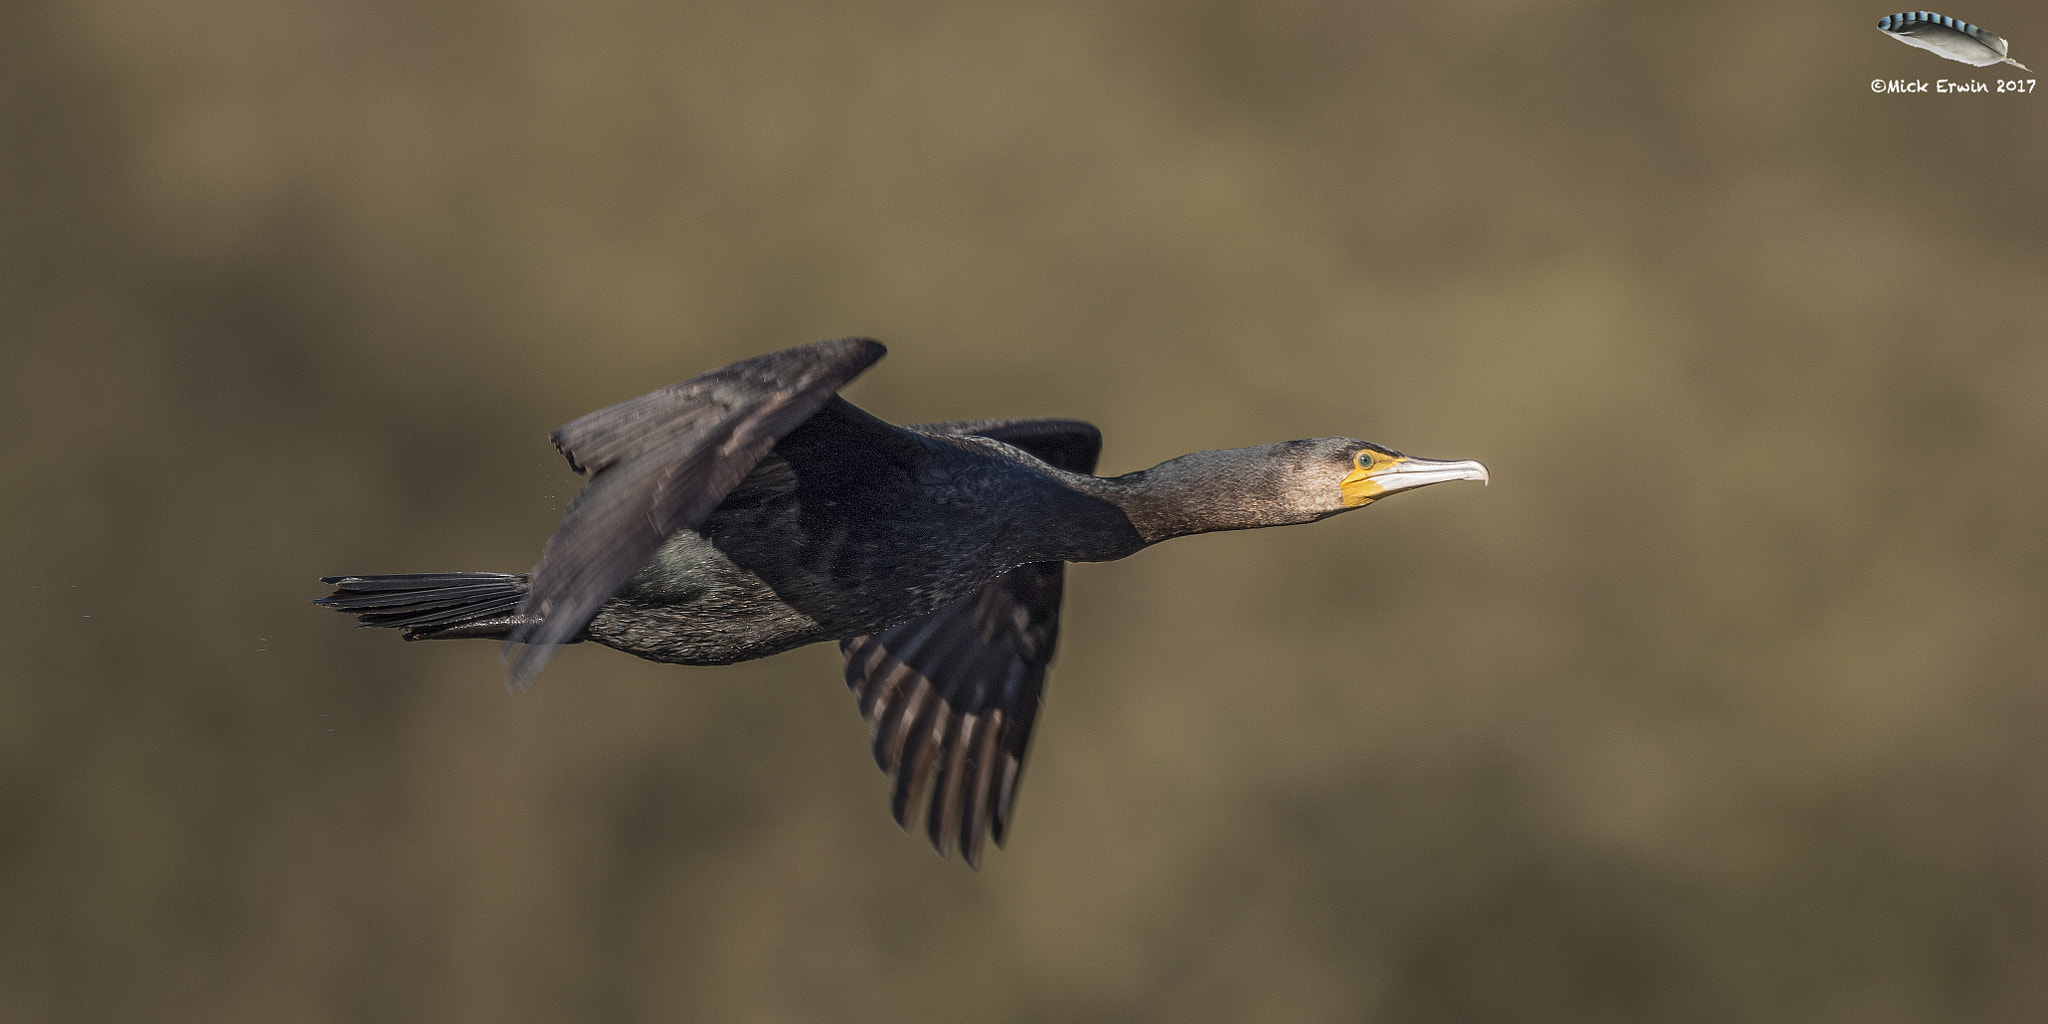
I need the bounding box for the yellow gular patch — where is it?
[1339,451,1401,507]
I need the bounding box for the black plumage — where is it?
[319,338,1487,866]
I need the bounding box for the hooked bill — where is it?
[1876,12,2033,71]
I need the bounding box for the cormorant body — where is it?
[585,398,1139,666]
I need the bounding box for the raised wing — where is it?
[506,337,886,688]
[839,418,1101,866]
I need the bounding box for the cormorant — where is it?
[318,338,1488,866]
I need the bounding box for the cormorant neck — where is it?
[1064,445,1327,553]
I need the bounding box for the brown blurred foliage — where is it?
[4,0,2047,1020]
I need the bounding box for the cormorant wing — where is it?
[838,418,1102,866]
[506,337,886,689]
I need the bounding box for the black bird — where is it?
[319,338,1487,866]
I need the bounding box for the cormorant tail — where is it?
[316,573,538,641]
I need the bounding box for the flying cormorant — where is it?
[318,338,1488,866]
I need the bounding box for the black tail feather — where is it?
[316,573,535,640]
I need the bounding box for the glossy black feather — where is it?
[837,419,1099,866]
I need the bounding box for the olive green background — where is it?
[5,1,2046,1021]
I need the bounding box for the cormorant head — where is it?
[1325,439,1488,513]
[1204,440,1482,528]
[1103,437,1488,544]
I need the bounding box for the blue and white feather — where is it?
[1877,12,2033,71]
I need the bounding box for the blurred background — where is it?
[5,0,2047,1020]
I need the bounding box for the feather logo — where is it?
[1877,12,2033,71]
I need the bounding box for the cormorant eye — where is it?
[1355,451,1376,470]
